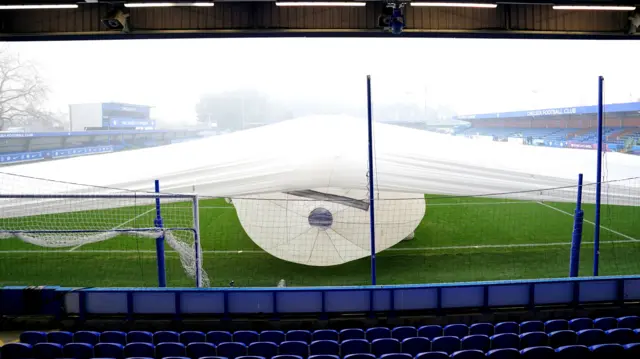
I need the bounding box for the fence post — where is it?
[593,76,604,276]
[154,179,167,287]
[569,173,584,277]
[366,75,377,286]
[192,194,202,288]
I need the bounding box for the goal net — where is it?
[0,172,209,287]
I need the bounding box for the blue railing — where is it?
[2,275,639,318]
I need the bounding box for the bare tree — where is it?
[0,47,48,130]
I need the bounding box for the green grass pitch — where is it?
[0,195,639,288]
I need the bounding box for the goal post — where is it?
[0,190,208,288]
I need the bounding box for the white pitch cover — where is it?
[2,115,640,265]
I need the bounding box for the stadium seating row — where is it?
[1,343,639,359]
[5,329,640,358]
[17,316,640,346]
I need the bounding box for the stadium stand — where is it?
[4,317,640,359]
[451,102,640,155]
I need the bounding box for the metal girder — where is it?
[0,1,638,39]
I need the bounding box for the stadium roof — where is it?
[453,102,640,121]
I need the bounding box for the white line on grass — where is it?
[67,207,157,252]
[2,238,638,255]
[536,201,639,242]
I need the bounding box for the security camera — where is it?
[101,8,130,33]
[378,1,407,35]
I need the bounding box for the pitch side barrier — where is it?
[2,275,640,320]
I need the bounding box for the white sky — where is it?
[5,38,640,124]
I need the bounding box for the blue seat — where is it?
[162,356,190,359]
[312,330,338,342]
[128,331,154,344]
[237,356,264,359]
[286,331,312,344]
[469,323,493,337]
[491,333,520,350]
[233,331,259,346]
[486,348,520,359]
[186,342,217,359]
[391,327,416,341]
[273,355,304,359]
[249,342,279,359]
[461,335,490,352]
[154,331,180,345]
[33,343,64,359]
[417,325,442,340]
[261,331,286,345]
[180,331,206,345]
[555,345,589,359]
[520,346,554,359]
[100,331,127,346]
[344,354,376,359]
[590,343,625,358]
[569,318,593,332]
[125,343,155,359]
[309,340,339,356]
[371,338,400,357]
[605,328,636,345]
[379,353,411,359]
[594,317,617,331]
[577,329,606,346]
[415,352,449,359]
[74,331,100,345]
[64,343,94,359]
[339,329,365,342]
[519,332,548,349]
[450,349,484,359]
[401,337,430,356]
[444,324,469,339]
[218,342,248,359]
[520,321,544,334]
[20,331,47,345]
[307,355,338,359]
[49,331,74,345]
[624,343,640,359]
[2,343,33,359]
[94,343,125,359]
[545,320,569,334]
[495,322,519,335]
[366,327,391,342]
[431,336,460,355]
[198,356,226,359]
[206,331,232,345]
[618,316,640,329]
[340,339,370,356]
[279,341,308,358]
[548,330,577,348]
[156,342,186,358]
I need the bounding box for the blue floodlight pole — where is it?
[569,173,584,277]
[154,179,167,287]
[593,76,604,277]
[367,75,377,286]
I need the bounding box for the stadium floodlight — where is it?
[275,2,367,7]
[552,5,636,11]
[125,2,214,7]
[0,4,78,10]
[410,2,497,8]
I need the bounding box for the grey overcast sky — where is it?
[6,38,640,124]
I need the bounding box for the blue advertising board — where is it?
[0,145,116,164]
